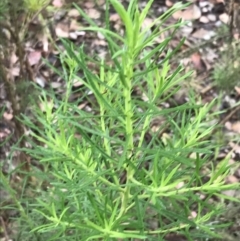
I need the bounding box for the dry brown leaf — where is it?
[36,76,46,88]
[219,13,229,24]
[231,121,240,133]
[51,82,62,88]
[75,31,86,36]
[11,67,20,76]
[55,22,70,38]
[165,0,174,7]
[191,52,206,72]
[52,0,63,7]
[3,112,13,120]
[173,4,201,20]
[181,25,193,35]
[68,9,80,18]
[189,211,197,219]
[199,1,211,8]
[37,32,49,52]
[142,17,153,29]
[207,14,217,22]
[78,102,88,110]
[222,190,237,198]
[199,16,209,23]
[97,31,105,39]
[97,0,105,5]
[84,1,95,8]
[0,124,11,139]
[39,99,54,112]
[225,121,232,131]
[204,47,218,63]
[176,181,184,189]
[234,86,240,95]
[10,52,18,65]
[28,51,42,66]
[226,175,239,183]
[2,28,11,40]
[86,8,100,19]
[73,79,83,87]
[69,32,78,39]
[70,19,81,31]
[192,28,215,40]
[92,39,107,46]
[109,13,120,22]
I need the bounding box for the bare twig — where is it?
[219,104,240,125]
[0,21,25,78]
[0,216,9,241]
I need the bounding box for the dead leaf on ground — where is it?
[55,22,70,38]
[219,12,229,24]
[84,1,95,9]
[165,0,174,7]
[35,76,46,88]
[37,32,49,52]
[92,39,107,46]
[52,0,63,8]
[9,51,18,66]
[142,18,154,29]
[68,9,80,18]
[28,51,42,66]
[226,175,239,183]
[231,121,240,133]
[173,4,201,20]
[234,86,240,95]
[52,0,64,8]
[225,121,240,134]
[11,67,20,76]
[109,13,120,22]
[192,28,215,40]
[85,8,101,19]
[222,190,237,198]
[70,19,82,31]
[200,16,210,23]
[191,52,207,72]
[3,112,13,120]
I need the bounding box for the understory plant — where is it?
[213,40,240,93]
[9,0,239,240]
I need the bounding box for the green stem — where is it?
[119,53,135,217]
[124,58,134,156]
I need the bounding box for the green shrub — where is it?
[213,41,240,93]
[1,0,239,240]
